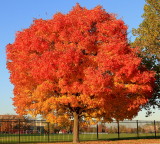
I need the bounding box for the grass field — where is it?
[0,133,160,143]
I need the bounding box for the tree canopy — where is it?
[132,0,160,59]
[132,0,160,114]
[7,4,155,143]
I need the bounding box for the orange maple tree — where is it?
[6,4,155,143]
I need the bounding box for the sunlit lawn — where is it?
[0,133,159,143]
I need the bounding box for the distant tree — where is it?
[119,125,127,133]
[0,114,25,133]
[0,121,12,133]
[132,0,160,114]
[7,4,155,143]
[108,126,117,133]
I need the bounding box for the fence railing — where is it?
[0,119,160,143]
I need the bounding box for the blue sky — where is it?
[0,0,159,120]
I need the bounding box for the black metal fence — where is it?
[0,119,160,143]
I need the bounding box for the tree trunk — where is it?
[73,112,79,143]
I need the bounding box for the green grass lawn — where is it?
[0,133,159,143]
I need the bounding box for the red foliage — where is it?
[6,4,155,122]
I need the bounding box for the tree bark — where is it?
[73,112,79,143]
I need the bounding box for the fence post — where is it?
[154,120,156,138]
[97,124,98,140]
[137,120,139,138]
[117,121,120,139]
[47,122,50,142]
[18,119,21,143]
